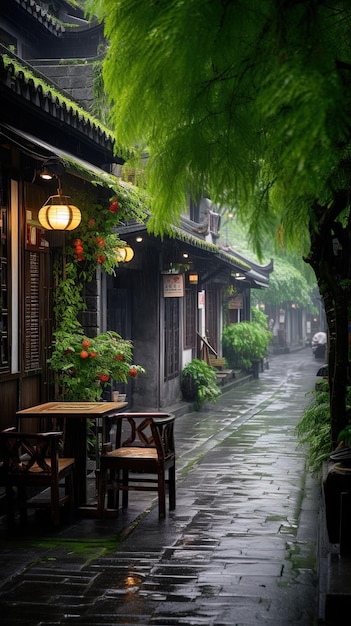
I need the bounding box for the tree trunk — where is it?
[306,198,351,445]
[324,286,349,443]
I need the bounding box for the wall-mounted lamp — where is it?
[39,157,65,181]
[116,245,134,263]
[40,167,54,181]
[135,236,143,243]
[188,272,199,284]
[234,272,246,280]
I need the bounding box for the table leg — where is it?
[64,418,87,507]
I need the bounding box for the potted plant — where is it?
[181,358,221,409]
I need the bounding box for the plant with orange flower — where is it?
[49,328,145,401]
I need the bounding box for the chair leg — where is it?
[18,485,28,525]
[169,465,176,510]
[107,469,120,510]
[122,469,129,508]
[51,479,60,527]
[158,469,166,519]
[114,470,120,510]
[67,473,75,522]
[5,486,16,524]
[97,469,106,517]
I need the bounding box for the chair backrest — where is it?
[0,427,63,476]
[112,413,175,461]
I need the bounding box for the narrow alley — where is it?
[0,348,322,625]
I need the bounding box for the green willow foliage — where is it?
[86,0,351,251]
[86,0,351,440]
[258,258,314,308]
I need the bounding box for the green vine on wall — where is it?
[53,257,85,333]
[49,184,148,400]
[53,185,147,330]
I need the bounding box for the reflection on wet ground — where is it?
[0,349,321,625]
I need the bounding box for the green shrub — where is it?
[296,387,332,476]
[251,306,269,330]
[222,320,272,370]
[296,382,351,476]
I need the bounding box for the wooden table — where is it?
[16,401,128,508]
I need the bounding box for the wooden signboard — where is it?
[163,273,184,297]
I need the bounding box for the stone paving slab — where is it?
[0,349,326,625]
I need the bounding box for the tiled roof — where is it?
[1,124,148,225]
[1,124,117,189]
[169,225,249,269]
[13,0,65,36]
[0,51,114,151]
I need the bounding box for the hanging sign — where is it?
[229,294,243,309]
[163,273,184,297]
[198,290,205,309]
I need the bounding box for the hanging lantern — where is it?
[38,190,81,231]
[116,245,134,263]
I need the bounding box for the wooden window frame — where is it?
[164,297,179,382]
[184,286,196,350]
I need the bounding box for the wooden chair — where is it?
[0,428,75,527]
[97,412,176,519]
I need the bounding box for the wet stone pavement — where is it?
[0,349,323,625]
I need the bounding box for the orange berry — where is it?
[98,373,109,382]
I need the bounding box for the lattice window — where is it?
[0,207,9,373]
[209,211,221,236]
[184,287,196,349]
[24,251,40,371]
[205,285,218,354]
[164,297,179,382]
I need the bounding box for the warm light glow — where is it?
[116,245,134,263]
[38,194,81,231]
[40,168,54,180]
[188,272,198,284]
[39,157,65,180]
[135,236,143,243]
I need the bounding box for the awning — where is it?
[169,225,251,272]
[0,124,120,190]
